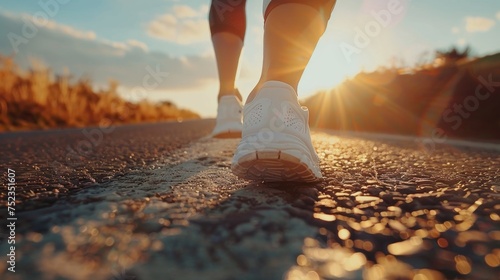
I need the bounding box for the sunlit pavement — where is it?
[0,120,499,280]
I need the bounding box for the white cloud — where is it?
[451,27,460,34]
[457,38,466,47]
[0,12,217,92]
[465,16,495,32]
[42,19,96,40]
[1,10,96,40]
[147,5,210,44]
[148,14,178,40]
[103,40,128,50]
[497,11,500,20]
[200,5,210,15]
[127,40,148,52]
[173,5,198,18]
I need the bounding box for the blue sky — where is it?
[1,0,499,117]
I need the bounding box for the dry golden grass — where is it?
[0,55,199,131]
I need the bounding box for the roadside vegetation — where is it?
[0,55,199,131]
[304,47,500,141]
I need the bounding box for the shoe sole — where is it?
[232,149,320,183]
[212,130,242,139]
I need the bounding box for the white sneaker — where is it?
[211,95,243,138]
[231,81,322,182]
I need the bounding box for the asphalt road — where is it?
[0,119,499,280]
[0,119,214,210]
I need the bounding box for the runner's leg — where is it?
[247,0,336,103]
[209,0,247,101]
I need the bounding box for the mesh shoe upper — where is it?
[211,95,243,137]
[232,81,322,181]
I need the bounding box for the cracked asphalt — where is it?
[0,119,499,280]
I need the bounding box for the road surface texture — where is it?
[1,119,499,280]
